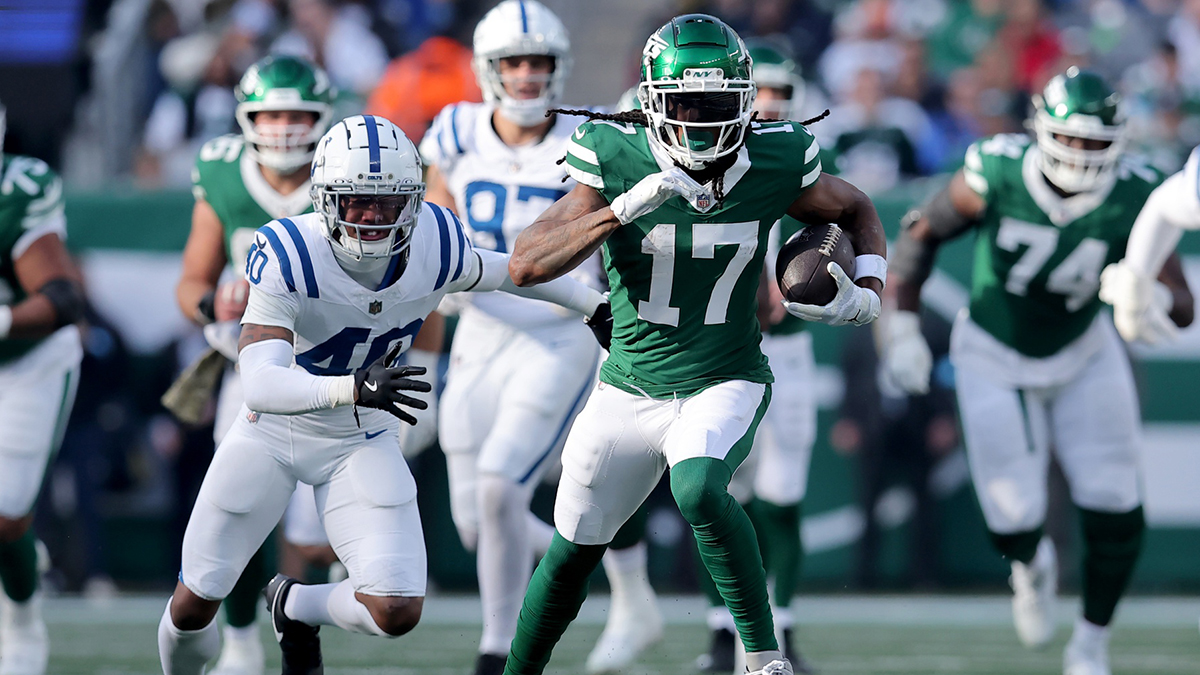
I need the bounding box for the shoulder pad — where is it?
[420,103,480,168]
[248,218,320,299]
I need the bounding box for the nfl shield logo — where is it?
[696,193,711,211]
[369,300,382,314]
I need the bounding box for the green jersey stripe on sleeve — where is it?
[564,159,605,189]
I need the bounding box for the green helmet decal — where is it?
[637,14,756,169]
[235,55,335,173]
[1032,67,1126,193]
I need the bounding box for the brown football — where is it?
[776,223,856,306]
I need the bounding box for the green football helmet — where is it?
[637,14,756,169]
[746,39,804,121]
[235,55,335,173]
[1032,67,1126,193]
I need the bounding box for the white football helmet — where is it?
[473,0,572,126]
[310,115,426,262]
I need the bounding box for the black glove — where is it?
[585,301,613,351]
[353,343,432,425]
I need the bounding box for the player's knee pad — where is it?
[670,458,735,527]
[1081,505,1145,558]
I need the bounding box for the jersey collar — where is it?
[646,132,751,197]
[240,151,313,220]
[1022,147,1115,227]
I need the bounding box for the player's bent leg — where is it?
[211,546,268,675]
[587,504,663,674]
[159,590,221,675]
[476,471,539,657]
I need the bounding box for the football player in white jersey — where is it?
[157,115,608,675]
[1100,144,1200,344]
[420,3,661,673]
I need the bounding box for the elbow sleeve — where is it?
[39,278,85,328]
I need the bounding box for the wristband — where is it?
[0,305,11,339]
[195,290,217,325]
[853,254,888,287]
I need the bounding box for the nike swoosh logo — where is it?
[365,430,386,440]
[364,380,378,392]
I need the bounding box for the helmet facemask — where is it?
[1033,110,1125,194]
[314,186,425,262]
[237,103,332,174]
[639,73,756,170]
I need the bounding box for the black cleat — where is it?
[694,627,736,673]
[473,652,507,675]
[263,573,324,675]
[782,628,817,674]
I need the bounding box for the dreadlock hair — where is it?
[549,107,649,125]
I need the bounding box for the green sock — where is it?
[671,458,776,653]
[504,533,607,675]
[0,529,38,603]
[695,542,725,608]
[609,503,648,551]
[1080,506,1144,627]
[988,527,1043,565]
[751,499,803,607]
[224,545,268,628]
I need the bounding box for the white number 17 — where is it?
[638,221,759,326]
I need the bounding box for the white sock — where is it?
[222,623,258,644]
[1072,616,1109,642]
[745,649,784,672]
[707,606,735,632]
[527,512,555,558]
[325,579,389,637]
[477,473,534,655]
[283,582,336,626]
[2,594,39,627]
[773,606,794,630]
[157,600,220,675]
[602,542,655,613]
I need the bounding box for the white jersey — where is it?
[241,206,474,436]
[421,101,597,326]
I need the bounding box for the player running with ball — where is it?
[501,14,887,675]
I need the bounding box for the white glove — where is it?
[202,321,242,362]
[609,167,713,224]
[882,310,932,395]
[396,349,440,458]
[1099,261,1177,344]
[783,262,881,326]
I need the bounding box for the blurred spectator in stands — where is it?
[1053,0,1158,85]
[272,0,388,98]
[924,0,1005,78]
[819,0,906,102]
[715,0,834,75]
[832,312,958,590]
[995,0,1062,95]
[374,0,460,56]
[1123,40,1196,170]
[824,67,938,193]
[927,67,984,172]
[365,33,482,144]
[136,30,241,187]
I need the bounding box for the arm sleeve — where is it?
[448,247,605,317]
[238,339,356,414]
[1124,170,1193,278]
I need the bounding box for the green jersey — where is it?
[192,134,313,269]
[564,118,822,397]
[961,134,1162,357]
[0,154,66,364]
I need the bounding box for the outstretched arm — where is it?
[451,247,605,318]
[508,182,615,286]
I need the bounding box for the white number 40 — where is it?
[638,221,758,326]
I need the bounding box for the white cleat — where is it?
[209,626,264,675]
[1010,537,1058,649]
[748,659,794,675]
[1063,618,1111,675]
[0,593,48,675]
[584,591,664,673]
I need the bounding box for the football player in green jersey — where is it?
[500,15,887,675]
[883,67,1193,675]
[694,38,824,675]
[0,99,87,675]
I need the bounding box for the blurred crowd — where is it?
[3,0,1200,192]
[3,0,1197,595]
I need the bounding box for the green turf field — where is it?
[42,595,1200,674]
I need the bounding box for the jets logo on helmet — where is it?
[637,14,756,170]
[235,55,335,174]
[472,0,573,127]
[310,115,426,263]
[1032,67,1126,194]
